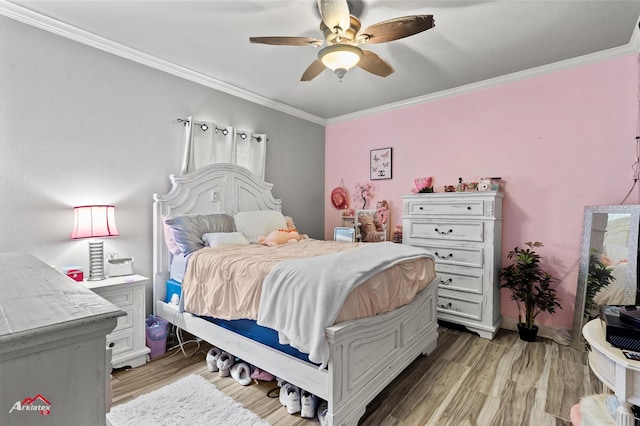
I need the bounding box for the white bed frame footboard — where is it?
[152,163,439,426]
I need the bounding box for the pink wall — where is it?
[324,54,639,330]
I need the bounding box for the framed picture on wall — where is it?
[370,147,392,180]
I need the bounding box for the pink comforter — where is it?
[181,239,436,324]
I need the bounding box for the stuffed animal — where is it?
[258,216,308,246]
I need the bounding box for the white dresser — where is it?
[85,275,150,369]
[402,192,503,339]
[0,253,123,426]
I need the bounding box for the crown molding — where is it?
[2,1,638,128]
[326,39,640,124]
[0,1,326,126]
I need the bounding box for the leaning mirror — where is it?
[571,204,640,349]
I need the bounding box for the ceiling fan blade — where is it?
[250,36,323,47]
[317,0,350,34]
[358,50,394,77]
[360,15,434,44]
[301,59,326,81]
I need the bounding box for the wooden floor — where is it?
[111,324,600,425]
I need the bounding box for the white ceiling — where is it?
[3,1,640,123]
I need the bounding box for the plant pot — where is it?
[517,323,539,342]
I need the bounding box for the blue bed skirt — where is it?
[165,279,311,363]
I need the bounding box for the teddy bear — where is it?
[258,216,308,246]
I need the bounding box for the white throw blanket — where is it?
[257,242,433,368]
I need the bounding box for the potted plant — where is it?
[584,249,616,319]
[500,241,562,341]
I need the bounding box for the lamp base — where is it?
[87,240,106,281]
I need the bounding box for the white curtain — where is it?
[180,117,266,178]
[235,130,267,180]
[191,121,234,170]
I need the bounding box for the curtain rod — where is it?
[176,117,267,142]
[176,117,208,131]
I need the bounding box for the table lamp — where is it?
[71,205,119,281]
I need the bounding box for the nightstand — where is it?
[85,275,150,369]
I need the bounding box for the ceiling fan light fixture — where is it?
[319,44,363,77]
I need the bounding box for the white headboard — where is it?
[152,163,281,305]
[605,215,631,249]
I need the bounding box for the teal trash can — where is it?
[145,315,169,359]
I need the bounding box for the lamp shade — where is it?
[71,205,119,239]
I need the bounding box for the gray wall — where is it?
[0,16,325,312]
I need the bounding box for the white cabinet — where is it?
[341,215,355,228]
[402,192,503,339]
[85,275,150,368]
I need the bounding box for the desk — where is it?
[583,319,640,426]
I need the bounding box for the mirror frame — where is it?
[571,204,640,349]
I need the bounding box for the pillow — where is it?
[203,231,250,248]
[162,219,182,256]
[604,243,628,264]
[233,210,287,243]
[164,213,236,255]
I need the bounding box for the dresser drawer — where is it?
[99,287,134,308]
[407,199,485,217]
[106,332,134,357]
[426,245,483,268]
[437,293,482,321]
[406,220,484,243]
[435,269,483,294]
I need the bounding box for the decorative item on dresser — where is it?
[84,275,150,369]
[402,191,503,339]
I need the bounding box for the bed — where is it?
[152,163,439,425]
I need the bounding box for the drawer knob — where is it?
[438,278,453,285]
[438,302,453,309]
[434,252,453,260]
[467,206,471,210]
[108,342,115,348]
[419,206,424,210]
[434,227,454,235]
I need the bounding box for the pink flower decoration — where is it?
[353,182,375,209]
[411,177,433,193]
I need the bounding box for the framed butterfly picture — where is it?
[370,147,392,180]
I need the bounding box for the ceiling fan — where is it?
[249,0,434,81]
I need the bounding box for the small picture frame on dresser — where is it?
[370,148,392,180]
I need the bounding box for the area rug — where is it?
[107,374,270,426]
